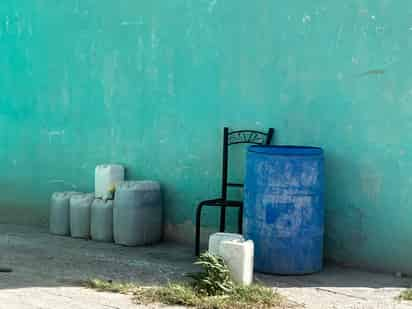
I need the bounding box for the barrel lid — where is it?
[248,145,323,156]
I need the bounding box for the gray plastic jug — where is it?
[70,193,94,238]
[49,191,80,236]
[91,199,114,242]
[113,181,162,246]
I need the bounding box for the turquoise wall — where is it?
[1,0,412,273]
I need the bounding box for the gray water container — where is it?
[91,199,114,242]
[70,193,94,239]
[49,191,80,236]
[113,181,162,246]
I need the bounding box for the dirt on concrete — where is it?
[1,224,412,309]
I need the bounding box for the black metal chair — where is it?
[195,127,275,255]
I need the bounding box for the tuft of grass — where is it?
[229,285,284,308]
[188,251,234,296]
[134,283,199,307]
[191,284,285,309]
[84,279,286,309]
[399,289,412,301]
[84,251,287,308]
[84,278,139,295]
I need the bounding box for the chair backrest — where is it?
[220,127,274,200]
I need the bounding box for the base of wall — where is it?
[3,207,409,276]
[164,220,216,250]
[0,205,47,227]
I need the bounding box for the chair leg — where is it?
[238,206,243,234]
[195,202,206,256]
[219,206,226,232]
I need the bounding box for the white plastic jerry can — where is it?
[113,181,162,246]
[70,193,94,239]
[95,164,125,199]
[91,199,114,242]
[219,239,254,286]
[49,191,81,236]
[208,232,245,255]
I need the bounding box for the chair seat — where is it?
[200,198,243,207]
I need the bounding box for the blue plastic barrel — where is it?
[244,145,324,275]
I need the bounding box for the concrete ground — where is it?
[1,224,412,309]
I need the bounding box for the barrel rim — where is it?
[248,145,323,156]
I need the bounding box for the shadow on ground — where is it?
[1,224,412,309]
[0,224,198,291]
[1,224,411,290]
